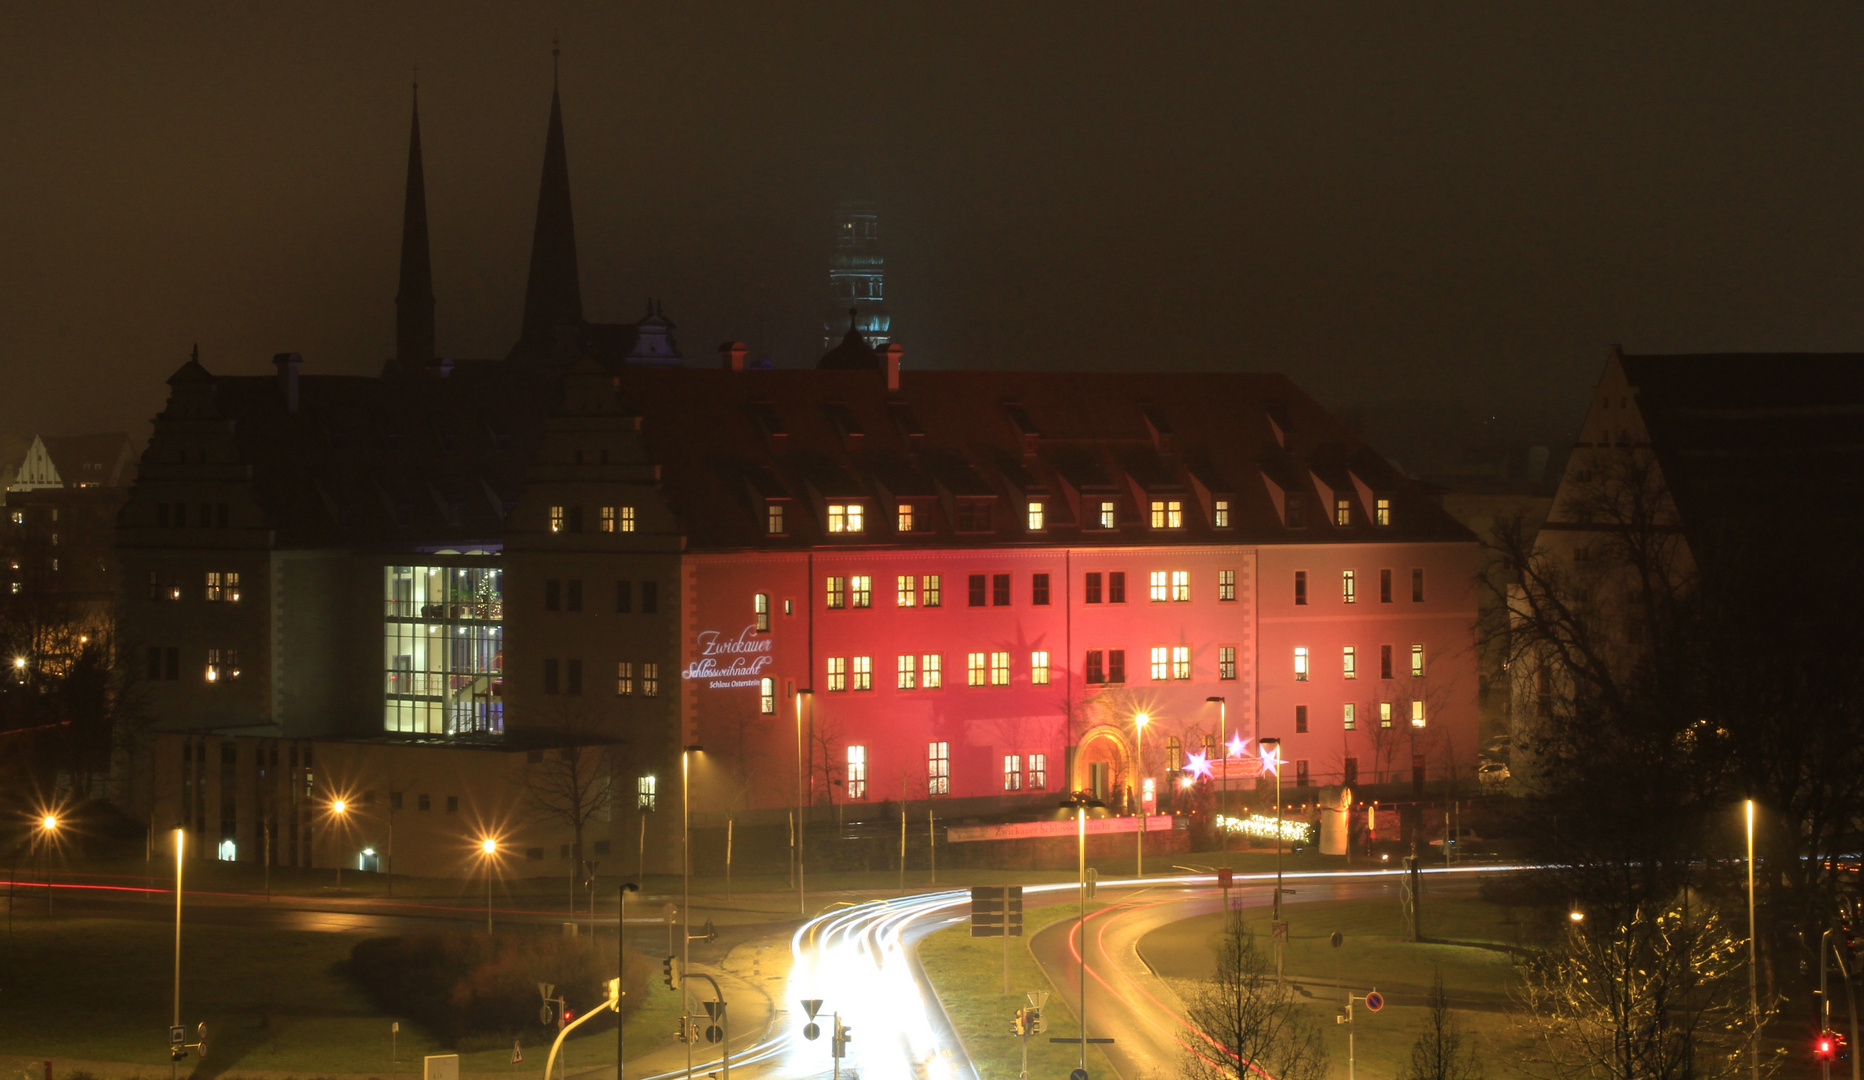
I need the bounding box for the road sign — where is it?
[1027,990,1050,1010]
[511,1040,522,1065]
[1085,868,1097,898]
[537,982,556,1001]
[1272,920,1289,942]
[1330,931,1344,948]
[539,1005,554,1025]
[802,998,824,1020]
[705,1025,723,1044]
[803,1022,820,1041]
[169,1026,185,1047]
[1217,867,1233,889]
[970,885,1025,937]
[1365,990,1384,1012]
[1071,1070,1090,1080]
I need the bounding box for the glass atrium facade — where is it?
[384,565,503,735]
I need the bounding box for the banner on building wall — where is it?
[946,815,1178,844]
[681,626,773,689]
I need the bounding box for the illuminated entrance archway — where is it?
[1075,724,1134,806]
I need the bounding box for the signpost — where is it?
[1335,989,1383,1080]
[971,885,1025,993]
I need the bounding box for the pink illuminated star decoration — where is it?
[1184,750,1213,780]
[1225,733,1251,760]
[1258,743,1283,777]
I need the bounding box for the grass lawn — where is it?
[0,915,682,1076]
[916,903,1116,1080]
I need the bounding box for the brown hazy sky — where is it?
[2,3,1862,467]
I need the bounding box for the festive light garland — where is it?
[1214,813,1315,843]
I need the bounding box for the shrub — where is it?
[344,928,650,1047]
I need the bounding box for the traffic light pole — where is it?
[1820,929,1861,1080]
[680,972,731,1080]
[543,980,620,1080]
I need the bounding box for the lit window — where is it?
[1031,651,1050,685]
[760,677,775,714]
[1214,499,1230,528]
[1003,755,1023,792]
[642,662,659,697]
[1149,571,1169,602]
[1342,646,1356,680]
[1151,646,1170,681]
[205,571,222,601]
[766,504,785,534]
[826,657,847,692]
[897,503,915,532]
[1343,570,1356,603]
[619,506,636,532]
[827,503,865,533]
[754,593,771,632]
[1412,644,1426,677]
[1294,647,1309,682]
[826,577,847,609]
[1294,571,1307,605]
[1335,498,1351,526]
[1379,702,1393,728]
[1219,646,1236,680]
[1411,700,1426,728]
[1171,645,1190,680]
[847,746,868,799]
[549,506,565,533]
[1375,498,1391,526]
[1029,753,1048,790]
[1149,499,1183,528]
[1171,571,1190,602]
[897,575,916,607]
[851,576,872,608]
[989,651,1010,686]
[1099,501,1117,528]
[1166,736,1183,770]
[928,742,950,796]
[898,654,918,689]
[967,652,987,687]
[600,506,615,532]
[1344,703,1357,731]
[852,656,872,691]
[922,653,943,688]
[923,574,942,607]
[1219,569,1235,602]
[616,661,633,696]
[637,776,657,811]
[1027,501,1045,531]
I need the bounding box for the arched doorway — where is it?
[1075,724,1134,807]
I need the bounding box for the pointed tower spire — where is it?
[513,47,584,359]
[395,79,436,369]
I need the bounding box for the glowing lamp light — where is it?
[362,848,376,857]
[480,837,498,855]
[1569,910,1585,923]
[11,657,24,670]
[332,799,347,814]
[40,815,57,831]
[1134,712,1149,729]
[1258,743,1283,778]
[1225,733,1250,760]
[1183,750,1213,780]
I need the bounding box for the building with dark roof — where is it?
[128,80,1478,876]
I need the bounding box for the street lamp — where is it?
[795,689,811,917]
[1133,712,1149,877]
[682,744,704,1080]
[1206,697,1227,853]
[1260,738,1284,919]
[479,836,499,933]
[37,814,58,917]
[617,880,638,1073]
[1060,794,1103,1078]
[171,827,185,1080]
[330,799,348,890]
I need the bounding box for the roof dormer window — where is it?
[827,503,865,534]
[1149,499,1183,529]
[1335,497,1351,527]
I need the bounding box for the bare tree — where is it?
[515,711,618,914]
[1181,911,1328,1080]
[1400,970,1482,1080]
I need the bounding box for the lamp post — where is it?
[171,827,184,1080]
[37,815,57,917]
[795,690,811,917]
[618,880,638,1074]
[480,837,498,933]
[1206,697,1226,853]
[683,744,703,1080]
[1133,712,1149,877]
[1746,799,1758,1080]
[1261,738,1284,919]
[330,799,347,890]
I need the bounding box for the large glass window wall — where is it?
[384,565,503,735]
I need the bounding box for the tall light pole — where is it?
[480,837,498,933]
[171,827,184,1080]
[1133,712,1149,877]
[330,799,347,890]
[1261,738,1284,919]
[37,815,57,917]
[1746,799,1758,1080]
[618,880,638,1074]
[682,744,704,1080]
[1206,697,1227,853]
[795,690,811,917]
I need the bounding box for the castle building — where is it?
[824,199,889,350]
[129,81,1478,878]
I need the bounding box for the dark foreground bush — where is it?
[345,928,651,1047]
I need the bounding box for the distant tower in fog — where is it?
[824,199,890,349]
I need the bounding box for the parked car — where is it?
[1478,759,1511,788]
[1429,827,1484,850]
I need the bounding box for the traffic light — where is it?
[662,954,681,991]
[1029,1007,1047,1035]
[1010,1008,1027,1037]
[560,1007,573,1028]
[1818,1032,1837,1061]
[606,978,622,1009]
[832,1016,852,1058]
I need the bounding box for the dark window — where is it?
[418,793,431,811]
[567,659,583,695]
[567,506,585,533]
[146,646,162,681]
[446,795,459,813]
[545,579,561,611]
[544,659,560,695]
[956,501,993,532]
[992,574,1011,606]
[527,750,545,765]
[968,574,987,607]
[1085,650,1105,684]
[1412,568,1425,602]
[1294,571,1307,605]
[527,847,545,861]
[1084,572,1102,604]
[1381,645,1393,680]
[157,503,170,528]
[1285,496,1304,528]
[390,791,404,810]
[616,580,633,613]
[593,839,611,856]
[1380,569,1393,604]
[1107,649,1126,684]
[164,647,179,681]
[642,581,659,613]
[1032,573,1050,606]
[1108,572,1125,604]
[1412,754,1427,793]
[566,579,583,612]
[1295,705,1308,733]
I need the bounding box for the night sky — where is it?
[4,3,1862,470]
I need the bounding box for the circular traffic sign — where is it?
[1330,931,1343,949]
[539,1005,553,1025]
[803,1022,821,1041]
[1071,1070,1090,1080]
[1365,991,1384,1012]
[706,1025,723,1044]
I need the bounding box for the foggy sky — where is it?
[3,2,1862,468]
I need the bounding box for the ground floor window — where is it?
[847,746,867,800]
[928,742,950,796]
[1003,754,1022,791]
[1028,753,1047,790]
[383,564,503,735]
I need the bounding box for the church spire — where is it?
[513,47,584,359]
[395,80,436,368]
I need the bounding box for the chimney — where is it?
[880,343,904,391]
[719,341,748,371]
[273,352,303,413]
